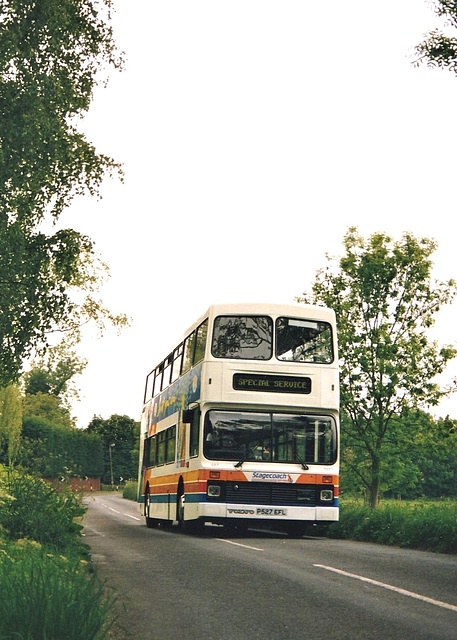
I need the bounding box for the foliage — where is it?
[300,228,457,507]
[23,342,88,407]
[87,415,140,484]
[18,416,104,478]
[412,412,457,498]
[0,541,116,640]
[0,0,123,225]
[328,499,457,554]
[23,391,74,429]
[122,479,138,501]
[340,409,457,501]
[0,467,86,552]
[0,465,116,640]
[415,1,457,75]
[0,384,22,465]
[0,222,129,387]
[0,0,128,386]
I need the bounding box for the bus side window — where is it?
[166,426,176,464]
[150,436,157,467]
[162,354,173,390]
[181,331,196,374]
[194,320,208,365]
[171,345,183,383]
[153,365,164,396]
[144,436,157,468]
[144,372,154,402]
[157,431,166,466]
[143,437,150,468]
[189,409,200,457]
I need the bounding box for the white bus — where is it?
[137,302,339,536]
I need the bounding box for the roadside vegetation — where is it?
[0,465,117,640]
[327,499,457,554]
[122,479,138,501]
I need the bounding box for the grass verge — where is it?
[0,466,118,640]
[327,500,457,554]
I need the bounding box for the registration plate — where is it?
[256,508,287,516]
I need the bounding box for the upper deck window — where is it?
[276,317,333,364]
[212,316,273,360]
[182,319,208,374]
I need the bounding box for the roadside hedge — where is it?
[21,417,104,478]
[328,500,457,554]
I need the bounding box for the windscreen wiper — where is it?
[234,458,246,468]
[296,454,309,470]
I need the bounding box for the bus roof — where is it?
[182,302,335,339]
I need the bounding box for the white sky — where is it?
[55,0,457,426]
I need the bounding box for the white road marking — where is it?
[315,564,457,613]
[101,498,141,521]
[217,538,264,551]
[82,528,105,537]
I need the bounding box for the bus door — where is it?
[181,406,200,465]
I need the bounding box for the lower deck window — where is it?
[203,410,337,465]
[144,425,176,468]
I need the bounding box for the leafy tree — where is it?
[0,384,22,465]
[86,415,140,484]
[339,410,424,500]
[412,411,457,498]
[415,1,457,75]
[23,342,88,408]
[23,392,74,429]
[300,228,457,507]
[0,0,127,385]
[0,0,123,224]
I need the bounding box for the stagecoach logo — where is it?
[251,472,293,483]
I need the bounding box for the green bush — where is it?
[122,480,138,501]
[0,539,115,640]
[328,500,457,554]
[0,468,86,554]
[0,466,119,639]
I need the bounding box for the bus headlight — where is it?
[207,484,221,498]
[320,489,333,502]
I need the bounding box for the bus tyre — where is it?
[177,492,185,530]
[177,491,203,534]
[145,488,158,529]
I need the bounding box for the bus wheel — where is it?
[145,488,158,529]
[176,487,203,534]
[177,492,185,529]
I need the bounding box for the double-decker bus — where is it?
[137,302,339,536]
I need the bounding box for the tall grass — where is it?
[0,540,116,640]
[328,500,457,554]
[0,466,119,640]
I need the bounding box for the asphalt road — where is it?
[83,493,457,640]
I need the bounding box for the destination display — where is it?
[233,373,311,394]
